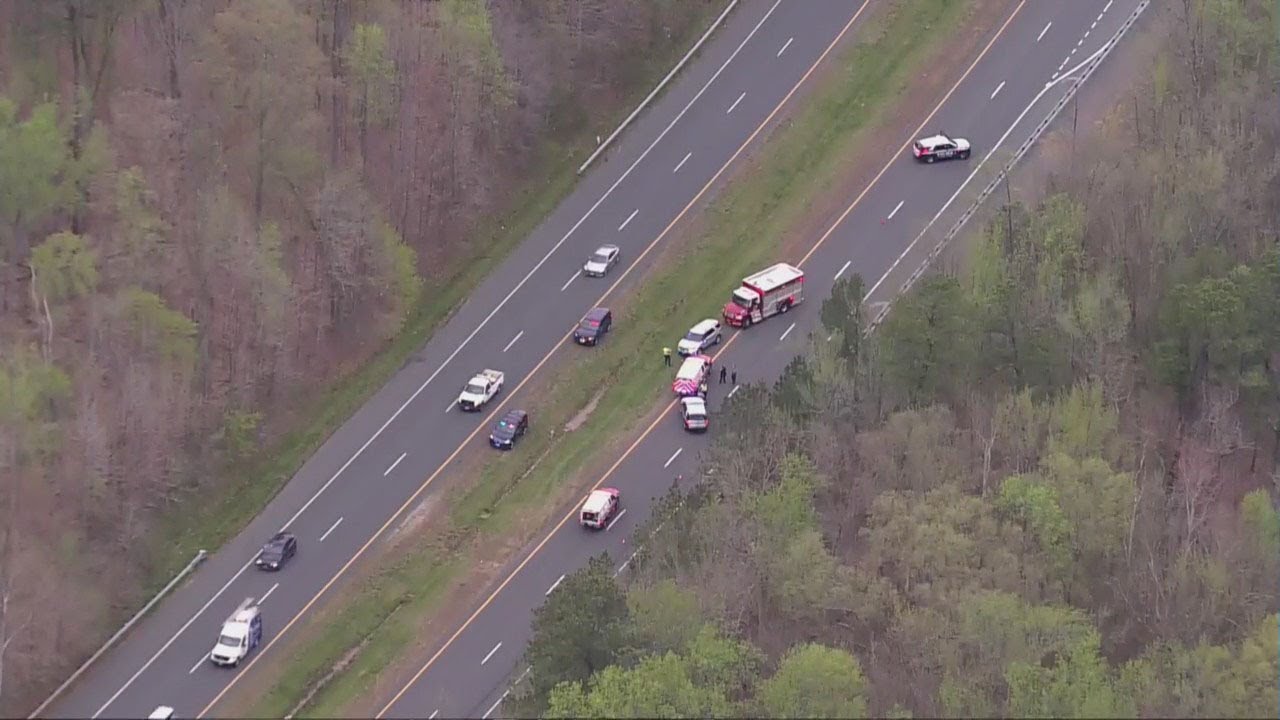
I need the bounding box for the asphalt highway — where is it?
[44,1,889,718]
[372,1,1151,718]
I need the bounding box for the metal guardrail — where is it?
[577,0,740,175]
[29,550,209,718]
[863,0,1151,336]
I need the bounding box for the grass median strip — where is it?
[242,0,980,714]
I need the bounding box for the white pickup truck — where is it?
[457,369,504,411]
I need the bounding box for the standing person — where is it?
[719,365,727,384]
[699,380,708,398]
[731,368,738,385]
[663,346,672,366]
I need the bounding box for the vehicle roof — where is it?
[584,306,610,320]
[583,488,618,513]
[681,396,707,412]
[916,133,955,147]
[675,355,710,380]
[592,244,619,255]
[688,318,719,334]
[743,262,803,289]
[230,606,260,624]
[500,409,527,422]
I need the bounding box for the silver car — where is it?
[582,244,621,277]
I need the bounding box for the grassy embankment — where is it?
[244,0,981,715]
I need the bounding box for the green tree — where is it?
[879,275,974,403]
[0,99,72,276]
[545,652,732,719]
[771,356,816,421]
[0,345,72,464]
[114,167,169,278]
[342,22,396,167]
[525,554,629,711]
[114,287,198,366]
[30,231,97,302]
[996,474,1072,573]
[682,625,762,699]
[756,643,868,718]
[1005,631,1134,718]
[820,274,866,366]
[1122,614,1279,718]
[197,0,327,221]
[627,580,704,657]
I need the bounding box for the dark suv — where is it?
[489,409,529,449]
[573,307,612,346]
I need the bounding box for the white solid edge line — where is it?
[502,330,524,353]
[663,447,684,468]
[618,208,639,232]
[607,508,628,531]
[319,517,344,543]
[727,91,747,114]
[777,36,793,57]
[673,151,693,173]
[481,642,503,666]
[887,200,904,221]
[1037,21,1052,42]
[779,322,796,341]
[545,574,565,596]
[92,1,788,715]
[865,41,1108,301]
[384,452,407,476]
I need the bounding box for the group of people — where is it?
[663,346,737,399]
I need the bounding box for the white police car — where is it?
[912,133,971,163]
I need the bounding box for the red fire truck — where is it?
[721,263,805,328]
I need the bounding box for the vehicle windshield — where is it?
[590,251,610,263]
[683,329,704,342]
[260,547,282,559]
[579,318,600,329]
[730,294,752,310]
[218,634,241,647]
[465,382,486,395]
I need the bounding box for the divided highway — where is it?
[45,2,881,718]
[372,0,1150,718]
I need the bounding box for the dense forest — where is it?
[516,1,1280,717]
[0,0,716,711]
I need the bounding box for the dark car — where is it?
[489,409,529,449]
[255,531,297,570]
[573,307,612,346]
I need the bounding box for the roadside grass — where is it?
[145,6,723,589]
[244,0,980,714]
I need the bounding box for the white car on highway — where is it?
[582,244,620,277]
[677,319,722,356]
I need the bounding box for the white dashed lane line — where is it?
[727,91,746,114]
[779,322,796,341]
[673,152,692,173]
[990,80,1006,99]
[502,331,524,353]
[259,582,279,605]
[1037,21,1052,42]
[560,272,578,292]
[319,517,343,542]
[777,37,793,57]
[481,642,502,666]
[835,260,852,280]
[663,447,683,468]
[606,508,628,531]
[886,200,904,221]
[545,574,565,597]
[384,452,407,476]
[727,384,740,399]
[618,208,639,232]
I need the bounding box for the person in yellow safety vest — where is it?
[663,346,672,366]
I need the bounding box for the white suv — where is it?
[912,133,971,163]
[677,319,722,356]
